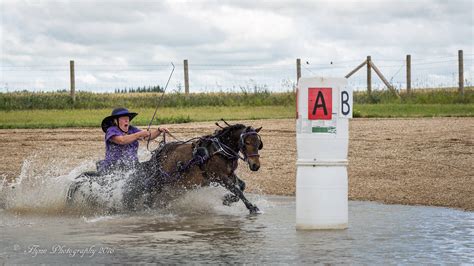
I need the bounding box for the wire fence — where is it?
[1,53,472,93]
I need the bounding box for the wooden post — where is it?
[295,58,301,93]
[184,59,189,95]
[69,60,75,103]
[458,50,464,96]
[367,56,371,94]
[406,54,411,93]
[296,58,301,82]
[345,60,367,78]
[369,60,399,98]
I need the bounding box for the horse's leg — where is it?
[237,176,246,191]
[203,171,241,207]
[221,176,260,214]
[222,193,239,206]
[142,176,161,208]
[222,174,243,206]
[122,174,146,211]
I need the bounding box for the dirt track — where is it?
[0,118,473,211]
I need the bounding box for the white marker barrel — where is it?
[296,77,352,230]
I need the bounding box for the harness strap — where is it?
[164,131,181,142]
[150,127,261,186]
[177,153,209,173]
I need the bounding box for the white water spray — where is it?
[0,149,268,216]
[0,155,96,213]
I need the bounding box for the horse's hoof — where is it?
[249,206,261,214]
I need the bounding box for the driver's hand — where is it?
[138,130,151,139]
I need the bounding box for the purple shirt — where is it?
[99,125,141,172]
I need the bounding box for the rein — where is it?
[162,131,182,143]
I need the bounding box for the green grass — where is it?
[0,88,472,128]
[0,91,295,110]
[1,104,472,129]
[353,104,474,118]
[0,106,294,129]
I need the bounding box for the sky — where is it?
[1,0,473,92]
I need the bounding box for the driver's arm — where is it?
[111,130,150,145]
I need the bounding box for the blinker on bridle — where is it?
[239,129,262,160]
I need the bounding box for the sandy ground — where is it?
[0,118,473,211]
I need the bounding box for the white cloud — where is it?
[77,73,97,84]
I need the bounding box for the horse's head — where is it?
[214,121,263,172]
[238,126,263,171]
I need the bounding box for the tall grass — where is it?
[1,87,471,111]
[0,88,472,129]
[354,87,473,104]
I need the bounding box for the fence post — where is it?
[69,60,75,103]
[184,59,189,95]
[458,50,464,96]
[406,54,411,94]
[294,58,301,93]
[345,60,367,79]
[296,58,301,80]
[367,56,371,94]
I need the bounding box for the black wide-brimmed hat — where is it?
[101,107,138,133]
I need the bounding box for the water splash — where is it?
[158,186,270,216]
[67,170,135,214]
[0,151,268,217]
[0,149,151,215]
[0,155,96,214]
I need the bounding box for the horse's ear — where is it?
[221,119,231,126]
[256,127,263,149]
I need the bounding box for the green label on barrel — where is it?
[312,126,336,134]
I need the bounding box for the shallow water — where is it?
[1,195,473,264]
[1,156,473,264]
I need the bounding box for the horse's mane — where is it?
[208,123,247,139]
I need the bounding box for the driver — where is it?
[97,107,169,174]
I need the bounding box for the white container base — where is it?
[296,163,348,230]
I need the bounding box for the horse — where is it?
[66,121,263,214]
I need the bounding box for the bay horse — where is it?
[67,121,263,214]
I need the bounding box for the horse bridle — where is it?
[238,130,262,161]
[207,129,262,162]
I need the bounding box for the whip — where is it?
[146,62,175,150]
